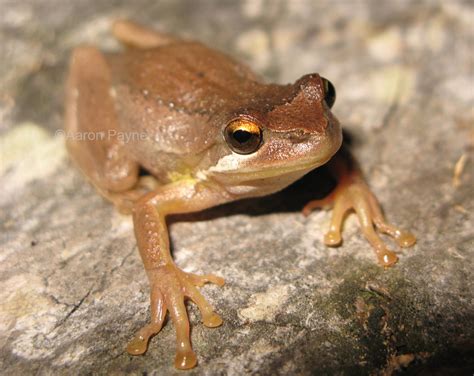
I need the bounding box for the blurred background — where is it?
[1,1,473,375]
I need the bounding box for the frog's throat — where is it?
[202,156,330,198]
[206,153,331,181]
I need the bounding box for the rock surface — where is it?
[1,0,473,374]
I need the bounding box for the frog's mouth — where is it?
[216,154,331,179]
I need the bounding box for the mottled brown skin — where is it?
[65,20,416,369]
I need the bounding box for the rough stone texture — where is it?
[1,0,473,375]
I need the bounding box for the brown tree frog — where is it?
[64,20,416,369]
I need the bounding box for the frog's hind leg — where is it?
[96,176,159,215]
[112,20,180,49]
[65,46,143,213]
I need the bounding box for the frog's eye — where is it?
[224,119,263,154]
[322,77,336,108]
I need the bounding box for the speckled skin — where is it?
[64,20,415,370]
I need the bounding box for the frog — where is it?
[64,20,416,369]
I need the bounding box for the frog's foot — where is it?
[303,178,416,267]
[126,264,224,369]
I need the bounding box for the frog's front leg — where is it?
[126,181,227,369]
[303,147,416,267]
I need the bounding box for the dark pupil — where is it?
[233,130,252,144]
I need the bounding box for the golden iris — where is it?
[224,119,262,154]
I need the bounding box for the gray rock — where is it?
[1,0,473,374]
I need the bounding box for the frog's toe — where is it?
[324,230,342,246]
[375,247,399,267]
[187,272,225,287]
[202,312,223,328]
[368,193,416,250]
[175,349,198,370]
[394,230,417,248]
[373,219,417,249]
[181,276,223,328]
[354,202,402,267]
[126,290,167,356]
[302,193,336,216]
[127,320,165,355]
[127,333,149,355]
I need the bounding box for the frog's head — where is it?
[206,74,342,197]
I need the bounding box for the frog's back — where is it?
[109,41,262,116]
[104,41,261,181]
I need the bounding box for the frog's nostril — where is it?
[322,118,329,130]
[286,131,311,143]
